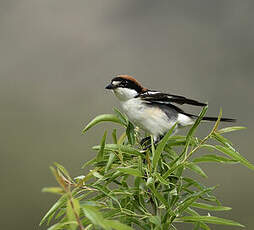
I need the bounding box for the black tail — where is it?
[201,116,236,122]
[191,114,236,122]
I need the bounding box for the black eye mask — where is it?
[111,77,143,93]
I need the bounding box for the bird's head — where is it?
[105,75,147,101]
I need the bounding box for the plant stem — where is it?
[66,184,84,230]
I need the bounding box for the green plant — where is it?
[40,106,253,230]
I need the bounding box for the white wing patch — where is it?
[139,90,207,107]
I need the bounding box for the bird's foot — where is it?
[140,136,152,152]
[140,136,151,146]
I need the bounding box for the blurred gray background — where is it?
[1,0,254,229]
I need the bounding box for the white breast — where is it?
[113,88,138,101]
[120,98,177,140]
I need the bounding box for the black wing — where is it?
[137,90,207,107]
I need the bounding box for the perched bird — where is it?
[105,74,235,145]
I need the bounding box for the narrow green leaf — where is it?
[54,162,72,181]
[176,188,213,215]
[126,122,135,145]
[193,154,237,164]
[217,126,246,134]
[84,224,93,230]
[42,187,64,195]
[138,156,143,174]
[176,165,184,178]
[102,209,123,219]
[82,205,110,230]
[105,220,134,230]
[105,152,115,172]
[40,194,67,225]
[178,107,208,164]
[117,167,142,177]
[185,207,211,230]
[112,129,117,144]
[153,124,177,171]
[185,106,208,146]
[91,184,120,206]
[211,108,222,133]
[191,202,231,211]
[166,136,188,146]
[175,216,244,227]
[118,132,127,145]
[154,172,169,185]
[92,171,104,179]
[212,132,232,146]
[121,217,150,230]
[186,162,208,178]
[105,171,123,185]
[50,167,66,189]
[114,107,128,126]
[54,208,65,220]
[47,221,78,230]
[93,144,141,157]
[185,207,200,216]
[162,163,184,179]
[149,216,161,226]
[199,144,218,151]
[149,186,169,208]
[182,177,204,190]
[215,145,254,170]
[82,114,123,133]
[198,223,211,230]
[97,131,107,161]
[81,158,96,169]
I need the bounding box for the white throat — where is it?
[113,88,138,101]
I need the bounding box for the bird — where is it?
[105,74,235,146]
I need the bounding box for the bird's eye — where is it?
[121,80,128,86]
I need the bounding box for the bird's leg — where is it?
[141,135,164,151]
[140,136,152,152]
[140,136,151,146]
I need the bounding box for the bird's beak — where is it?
[105,83,115,90]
